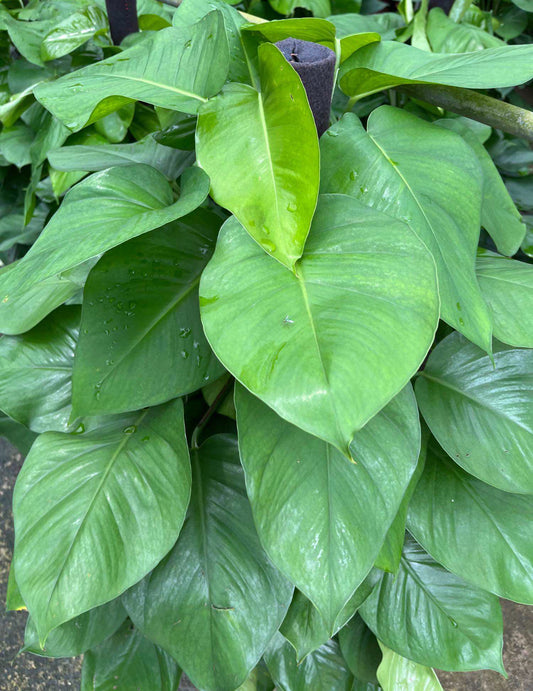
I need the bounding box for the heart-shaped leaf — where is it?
[197,42,320,269]
[407,439,533,604]
[236,384,420,628]
[123,435,293,691]
[0,306,78,433]
[35,13,229,130]
[201,194,438,454]
[0,165,209,332]
[359,536,504,673]
[13,398,191,642]
[320,108,491,350]
[415,333,533,494]
[72,210,224,416]
[476,251,533,348]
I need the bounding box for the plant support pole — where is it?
[398,84,533,143]
[106,0,139,45]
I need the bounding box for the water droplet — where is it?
[2,295,8,304]
[263,226,271,236]
[193,340,200,349]
[83,329,89,334]
[105,359,114,366]
[282,315,294,326]
[104,318,113,325]
[449,617,458,628]
[261,239,276,254]
[326,129,339,137]
[287,202,297,212]
[181,350,190,359]
[128,302,136,310]
[123,425,137,434]
[104,329,110,336]
[456,302,462,311]
[180,327,191,338]
[349,170,358,181]
[458,317,465,326]
[141,436,149,442]
[73,423,85,434]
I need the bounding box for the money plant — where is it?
[1,0,533,689]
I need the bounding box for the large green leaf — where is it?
[200,196,438,454]
[13,398,191,642]
[0,259,93,336]
[328,12,405,41]
[426,8,504,52]
[476,251,533,348]
[72,211,224,416]
[339,614,382,684]
[377,644,443,691]
[415,333,533,494]
[34,13,229,131]
[48,135,193,180]
[123,435,293,691]
[0,165,209,331]
[269,0,332,16]
[320,108,490,350]
[24,599,127,658]
[264,633,354,691]
[279,580,374,663]
[0,413,37,456]
[435,119,525,257]
[359,536,504,672]
[236,385,420,628]
[0,306,78,433]
[41,6,109,61]
[81,622,181,691]
[197,42,319,269]
[407,439,533,605]
[339,40,533,99]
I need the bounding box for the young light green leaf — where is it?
[0,306,78,433]
[0,165,210,332]
[435,118,525,257]
[200,196,438,455]
[24,599,127,658]
[359,536,504,673]
[320,108,491,351]
[81,622,181,691]
[416,333,533,494]
[13,398,191,642]
[339,40,533,99]
[264,633,354,691]
[476,251,533,348]
[377,643,443,691]
[41,6,108,61]
[407,439,533,605]
[123,435,293,691]
[72,211,225,416]
[197,42,320,269]
[236,385,420,629]
[35,13,229,131]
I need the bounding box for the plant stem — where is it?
[190,376,234,450]
[398,84,533,142]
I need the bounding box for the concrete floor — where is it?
[1,438,531,690]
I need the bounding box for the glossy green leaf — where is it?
[72,211,224,416]
[0,6,53,66]
[13,398,191,642]
[320,108,491,350]
[0,165,209,329]
[236,385,420,628]
[0,259,93,336]
[360,536,504,672]
[407,439,533,605]
[269,0,331,15]
[265,633,354,691]
[0,306,78,433]
[427,8,504,52]
[35,13,229,131]
[81,622,181,691]
[339,40,533,99]
[0,413,37,456]
[174,0,252,84]
[374,427,428,573]
[0,123,33,168]
[24,599,127,658]
[416,333,533,494]
[476,251,533,348]
[201,196,438,454]
[124,435,293,691]
[377,644,443,691]
[237,662,275,691]
[48,135,193,180]
[328,12,405,41]
[6,561,26,612]
[197,42,319,269]
[94,104,135,144]
[339,614,381,684]
[41,6,108,61]
[435,118,525,257]
[280,577,376,662]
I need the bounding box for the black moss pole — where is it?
[275,38,336,137]
[105,0,139,45]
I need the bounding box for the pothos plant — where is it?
[1,0,533,689]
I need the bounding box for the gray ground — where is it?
[1,438,531,690]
